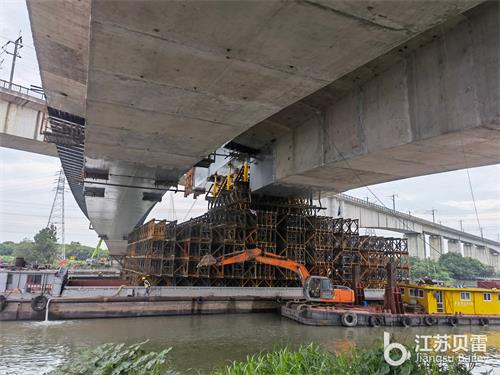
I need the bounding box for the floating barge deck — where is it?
[0,285,302,321]
[1,295,281,321]
[281,302,500,327]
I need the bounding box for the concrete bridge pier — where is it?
[463,243,473,257]
[475,246,488,265]
[447,239,460,254]
[405,233,425,259]
[490,252,499,270]
[429,235,444,261]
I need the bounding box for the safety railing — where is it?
[336,193,500,246]
[0,78,45,100]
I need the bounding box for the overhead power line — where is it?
[326,139,444,259]
[1,35,23,88]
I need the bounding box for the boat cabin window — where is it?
[483,293,491,302]
[498,294,500,302]
[27,274,42,284]
[460,292,471,301]
[409,288,424,298]
[7,274,13,284]
[399,288,404,295]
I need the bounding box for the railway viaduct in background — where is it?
[324,195,500,271]
[4,0,497,255]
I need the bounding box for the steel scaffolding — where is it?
[123,181,409,288]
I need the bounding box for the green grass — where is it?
[214,344,474,375]
[51,342,480,375]
[49,341,177,375]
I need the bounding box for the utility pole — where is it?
[364,197,370,203]
[1,36,23,88]
[429,208,437,223]
[460,220,464,232]
[388,193,398,211]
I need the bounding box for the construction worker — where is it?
[142,276,151,297]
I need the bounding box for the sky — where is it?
[0,1,41,88]
[0,1,498,247]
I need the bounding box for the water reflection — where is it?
[0,314,498,374]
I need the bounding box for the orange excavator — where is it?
[197,248,355,304]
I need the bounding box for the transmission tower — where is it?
[47,169,66,259]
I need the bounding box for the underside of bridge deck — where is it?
[27,0,496,254]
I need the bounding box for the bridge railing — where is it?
[335,193,500,248]
[335,193,412,218]
[0,78,45,101]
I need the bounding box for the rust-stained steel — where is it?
[123,180,409,288]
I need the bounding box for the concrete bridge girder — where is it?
[26,0,492,255]
[0,86,56,157]
[250,3,500,194]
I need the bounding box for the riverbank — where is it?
[50,342,473,375]
[1,314,498,374]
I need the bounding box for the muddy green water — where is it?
[0,314,499,374]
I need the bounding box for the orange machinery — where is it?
[198,248,355,304]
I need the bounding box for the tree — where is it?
[438,252,495,280]
[32,225,59,264]
[65,241,95,260]
[410,253,497,283]
[409,257,452,282]
[12,239,36,262]
[0,241,16,256]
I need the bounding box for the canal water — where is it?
[0,313,499,374]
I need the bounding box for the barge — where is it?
[282,302,500,327]
[282,282,500,327]
[1,265,498,326]
[0,265,301,321]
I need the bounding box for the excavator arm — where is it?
[198,248,310,285]
[252,253,310,285]
[198,248,355,304]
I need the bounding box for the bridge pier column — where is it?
[405,233,425,259]
[429,235,443,261]
[490,251,499,272]
[475,245,487,264]
[463,243,473,257]
[447,239,460,254]
[325,197,342,218]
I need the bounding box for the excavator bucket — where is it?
[197,254,217,268]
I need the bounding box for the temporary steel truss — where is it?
[123,182,409,288]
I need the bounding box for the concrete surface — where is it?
[0,84,56,157]
[248,3,499,194]
[26,1,494,254]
